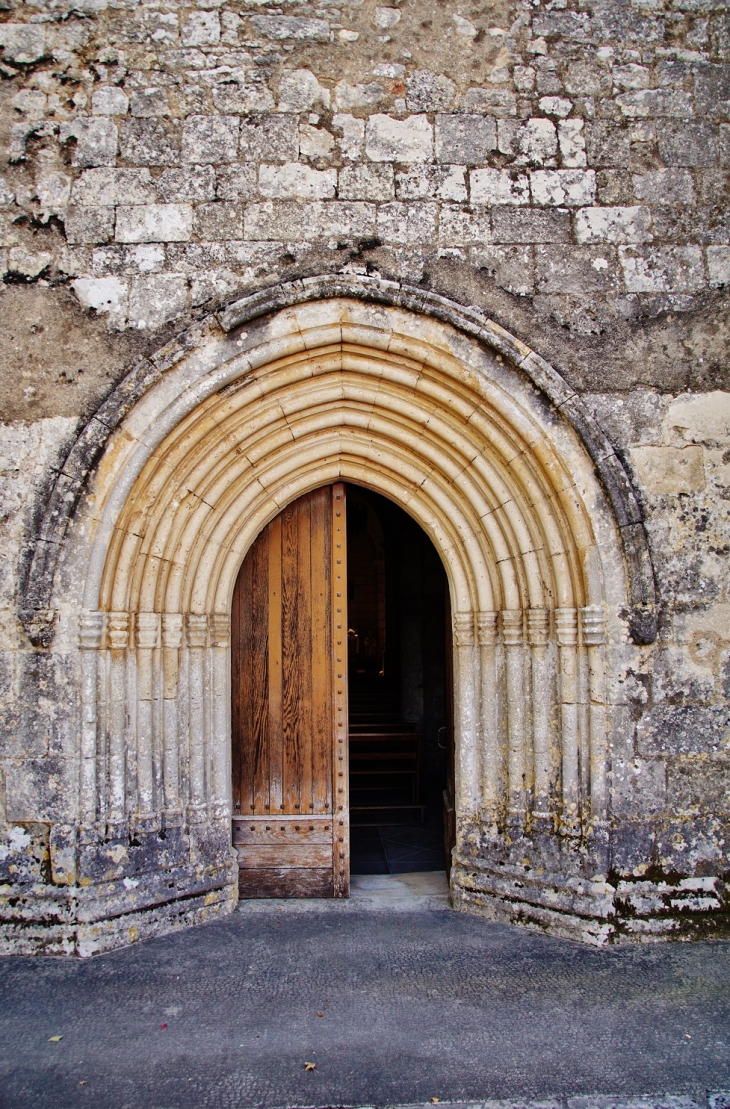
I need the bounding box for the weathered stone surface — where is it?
[116,204,193,244]
[619,246,706,293]
[182,116,239,165]
[631,445,707,494]
[240,116,299,165]
[471,169,529,206]
[339,164,394,202]
[435,116,496,166]
[259,163,336,201]
[365,115,433,163]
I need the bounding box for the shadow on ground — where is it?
[1,896,729,1109]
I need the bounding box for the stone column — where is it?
[477,611,500,824]
[556,607,579,833]
[582,605,608,825]
[186,614,208,821]
[527,608,551,823]
[79,611,104,825]
[502,609,526,829]
[135,612,160,821]
[452,612,477,816]
[161,613,183,820]
[107,612,130,823]
[209,613,231,820]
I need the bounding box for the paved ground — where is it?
[1,877,729,1109]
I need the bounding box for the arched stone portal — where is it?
[14,278,654,953]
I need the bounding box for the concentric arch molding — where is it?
[19,273,657,647]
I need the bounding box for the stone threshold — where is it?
[236,871,451,913]
[272,1095,729,1109]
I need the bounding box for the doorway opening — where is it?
[345,485,452,878]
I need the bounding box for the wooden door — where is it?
[231,484,349,898]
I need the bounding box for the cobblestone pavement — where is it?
[1,899,729,1109]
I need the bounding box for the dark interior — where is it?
[345,484,451,876]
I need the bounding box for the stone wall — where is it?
[1,0,729,951]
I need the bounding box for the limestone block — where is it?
[250,16,331,42]
[307,201,375,240]
[462,88,517,118]
[190,268,240,308]
[633,169,696,206]
[539,97,573,119]
[365,115,433,163]
[259,163,336,200]
[535,245,619,293]
[638,703,730,756]
[92,244,165,276]
[157,166,216,203]
[498,118,558,165]
[0,24,46,65]
[193,201,243,241]
[120,120,180,166]
[182,116,239,165]
[619,246,705,293]
[406,71,456,113]
[92,87,129,116]
[532,10,591,41]
[212,82,275,115]
[7,247,52,279]
[299,124,335,161]
[116,204,193,244]
[71,168,156,207]
[513,67,536,94]
[492,207,571,243]
[60,118,118,169]
[631,445,706,494]
[65,206,115,245]
[127,274,188,330]
[563,60,612,97]
[240,115,299,164]
[395,165,466,202]
[558,120,586,168]
[130,89,169,119]
[333,81,383,113]
[434,115,496,166]
[530,170,596,207]
[616,89,695,118]
[663,391,730,445]
[585,122,631,169]
[333,115,365,161]
[277,69,330,113]
[244,201,309,241]
[35,172,71,214]
[667,757,730,814]
[613,64,651,91]
[694,64,730,121]
[470,244,535,295]
[374,7,401,30]
[657,121,719,168]
[470,169,529,206]
[439,206,491,247]
[339,164,394,201]
[182,11,220,47]
[377,202,437,244]
[72,276,128,327]
[215,165,257,201]
[707,245,730,287]
[575,206,653,244]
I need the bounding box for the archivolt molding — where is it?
[54,292,627,853]
[20,274,656,647]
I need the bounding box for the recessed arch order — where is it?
[23,276,656,945]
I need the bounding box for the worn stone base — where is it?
[451,858,730,945]
[0,880,238,957]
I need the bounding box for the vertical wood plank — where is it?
[268,514,283,814]
[331,482,349,896]
[310,488,331,815]
[250,528,269,815]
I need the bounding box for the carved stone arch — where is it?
[15,278,657,951]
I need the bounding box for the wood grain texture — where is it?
[231,485,349,898]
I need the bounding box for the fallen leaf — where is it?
[160,1023,168,1030]
[316,1012,324,1018]
[431,1099,440,1104]
[79,1081,87,1086]
[48,1036,63,1043]
[304,1061,316,1071]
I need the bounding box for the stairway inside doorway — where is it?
[348,678,447,876]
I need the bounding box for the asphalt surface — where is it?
[1,899,729,1109]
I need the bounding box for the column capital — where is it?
[453,612,475,647]
[555,607,578,647]
[107,611,130,651]
[476,611,498,646]
[501,609,524,647]
[581,605,606,646]
[527,607,550,647]
[185,613,208,649]
[135,611,160,650]
[162,612,184,649]
[78,610,104,650]
[209,613,230,648]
